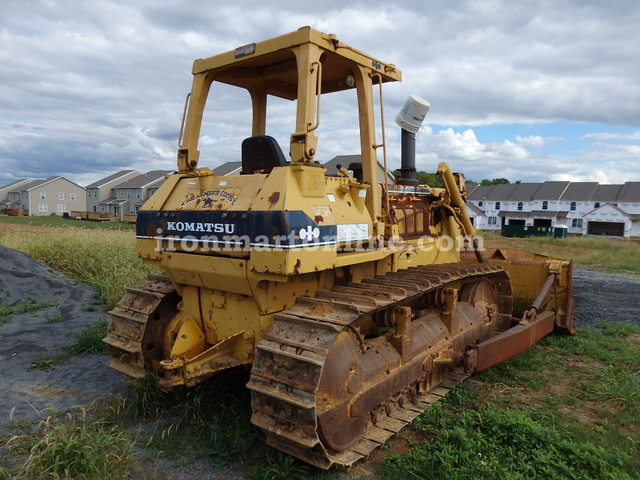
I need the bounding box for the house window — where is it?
[495,202,500,210]
[570,202,576,211]
[57,204,67,212]
[488,217,497,225]
[119,189,125,198]
[58,192,64,200]
[92,205,97,212]
[136,189,142,200]
[40,192,46,200]
[87,191,91,198]
[478,201,483,207]
[70,193,76,200]
[572,219,583,228]
[517,202,523,211]
[127,190,131,199]
[594,202,600,208]
[38,204,48,212]
[542,201,548,210]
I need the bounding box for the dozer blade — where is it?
[462,248,575,335]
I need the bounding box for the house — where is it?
[97,170,172,220]
[323,155,396,184]
[2,177,86,216]
[210,156,396,184]
[212,161,242,176]
[467,181,640,238]
[0,179,32,212]
[85,170,140,213]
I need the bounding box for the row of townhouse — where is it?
[0,170,171,220]
[466,181,640,238]
[85,170,171,219]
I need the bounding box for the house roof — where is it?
[323,155,395,183]
[115,170,172,189]
[532,181,570,200]
[467,183,525,201]
[85,170,138,189]
[592,184,623,202]
[468,180,640,204]
[466,203,485,216]
[24,176,85,191]
[0,179,32,191]
[498,210,569,218]
[509,183,541,201]
[102,197,128,205]
[617,182,640,202]
[558,182,598,201]
[212,161,242,176]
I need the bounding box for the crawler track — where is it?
[104,274,179,377]
[248,262,512,469]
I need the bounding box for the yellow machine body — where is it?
[105,27,574,469]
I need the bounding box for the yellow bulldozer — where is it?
[104,26,574,469]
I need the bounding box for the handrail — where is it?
[178,93,191,148]
[370,72,391,222]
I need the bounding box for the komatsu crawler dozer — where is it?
[104,26,574,469]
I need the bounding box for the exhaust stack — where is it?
[395,95,430,186]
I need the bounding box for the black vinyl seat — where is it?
[241,135,287,174]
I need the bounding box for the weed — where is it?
[4,409,135,480]
[62,319,109,356]
[249,452,311,480]
[0,298,58,325]
[44,306,65,323]
[13,296,56,314]
[27,359,56,371]
[123,372,167,420]
[0,301,12,325]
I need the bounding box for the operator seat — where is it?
[241,135,287,174]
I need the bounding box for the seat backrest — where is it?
[241,135,287,174]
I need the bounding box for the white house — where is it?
[467,181,640,238]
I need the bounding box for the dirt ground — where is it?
[1,243,639,478]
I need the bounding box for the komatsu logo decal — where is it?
[165,221,235,234]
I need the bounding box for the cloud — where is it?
[0,0,639,188]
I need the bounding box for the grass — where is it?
[378,322,640,480]
[0,298,58,326]
[62,319,110,356]
[2,409,136,480]
[0,214,134,230]
[120,370,261,469]
[480,232,640,274]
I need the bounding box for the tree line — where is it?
[392,170,515,188]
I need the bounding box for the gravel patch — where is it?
[0,245,122,431]
[572,265,640,328]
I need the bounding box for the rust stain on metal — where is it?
[268,191,280,209]
[314,215,324,224]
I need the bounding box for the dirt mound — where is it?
[0,245,122,431]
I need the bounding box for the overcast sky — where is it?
[2,0,639,187]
